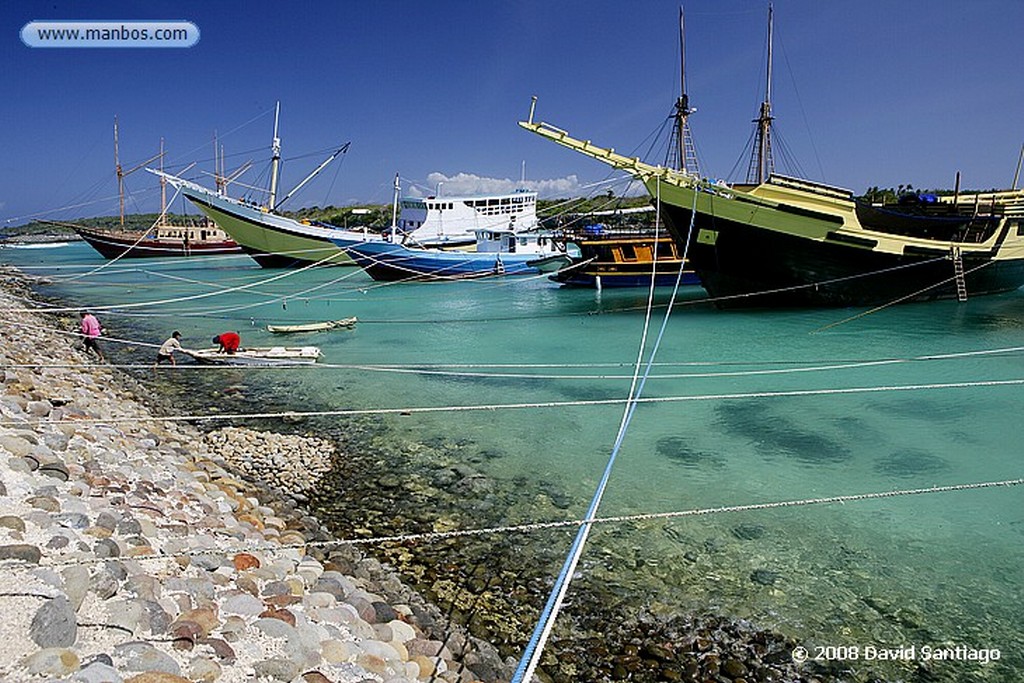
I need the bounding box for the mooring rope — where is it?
[55,185,184,284]
[815,257,1000,333]
[306,476,1024,548]
[2,248,347,314]
[513,175,698,682]
[4,367,1024,430]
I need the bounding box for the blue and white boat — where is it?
[338,228,570,281]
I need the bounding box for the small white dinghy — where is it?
[184,346,322,366]
[266,317,357,334]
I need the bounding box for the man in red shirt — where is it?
[212,331,241,354]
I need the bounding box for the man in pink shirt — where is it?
[79,310,104,362]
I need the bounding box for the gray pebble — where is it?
[253,657,301,681]
[93,538,121,558]
[0,514,26,532]
[89,569,120,600]
[40,461,71,481]
[62,565,91,611]
[0,543,42,563]
[30,596,78,647]
[72,661,122,683]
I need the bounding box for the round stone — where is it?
[24,648,80,676]
[0,515,26,532]
[30,596,77,647]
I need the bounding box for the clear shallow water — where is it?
[6,241,1024,679]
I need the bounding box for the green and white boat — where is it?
[157,103,543,269]
[519,7,1024,308]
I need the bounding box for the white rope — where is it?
[12,475,1022,573]
[513,175,695,682]
[2,248,349,314]
[56,186,185,284]
[306,476,1024,547]
[5,376,1024,430]
[815,257,1001,332]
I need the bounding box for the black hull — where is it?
[75,228,240,259]
[659,204,1024,308]
[551,268,698,288]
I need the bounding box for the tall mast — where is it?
[114,116,125,226]
[670,6,699,175]
[159,137,166,219]
[268,101,282,210]
[390,173,400,231]
[111,116,160,224]
[747,3,775,184]
[213,132,220,195]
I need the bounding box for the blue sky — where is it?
[3,1,1023,226]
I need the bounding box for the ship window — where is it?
[620,245,638,261]
[1016,220,1024,236]
[488,199,498,206]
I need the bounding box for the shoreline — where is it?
[0,265,507,682]
[0,262,910,683]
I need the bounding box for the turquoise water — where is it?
[5,241,1024,679]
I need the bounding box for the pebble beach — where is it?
[0,266,509,683]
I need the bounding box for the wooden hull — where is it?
[652,179,1024,308]
[343,240,548,281]
[552,268,698,288]
[180,193,358,268]
[184,346,322,366]
[551,231,699,288]
[266,317,357,334]
[517,119,1024,308]
[74,226,240,259]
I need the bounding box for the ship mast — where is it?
[115,117,124,226]
[159,137,167,226]
[113,116,162,226]
[267,101,282,210]
[746,3,775,185]
[667,6,699,175]
[390,173,400,234]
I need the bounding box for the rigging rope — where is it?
[56,186,184,284]
[6,376,1023,431]
[513,175,698,682]
[9,477,1022,570]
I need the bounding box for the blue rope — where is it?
[512,177,699,681]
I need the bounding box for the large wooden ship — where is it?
[520,7,1024,308]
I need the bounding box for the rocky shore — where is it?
[0,261,915,683]
[0,268,509,682]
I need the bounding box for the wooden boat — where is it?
[74,223,240,259]
[519,7,1024,308]
[72,122,242,259]
[339,228,569,281]
[158,103,543,268]
[184,346,322,366]
[551,225,699,288]
[266,317,357,334]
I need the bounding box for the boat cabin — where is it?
[152,218,230,243]
[392,189,538,244]
[473,228,563,256]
